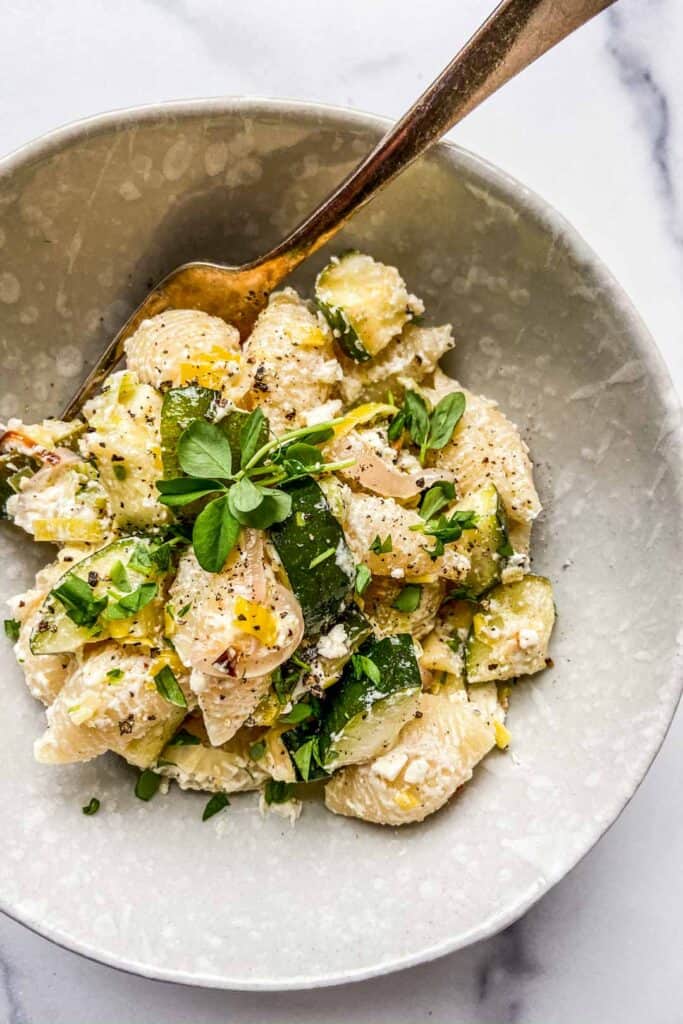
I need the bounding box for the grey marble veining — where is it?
[606,5,683,248]
[0,0,681,1021]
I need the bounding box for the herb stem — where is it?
[237,416,348,477]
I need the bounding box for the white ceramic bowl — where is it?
[0,99,681,990]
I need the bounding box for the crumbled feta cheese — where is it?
[390,567,405,580]
[317,623,349,661]
[303,399,342,426]
[371,750,408,782]
[334,538,356,578]
[403,757,429,785]
[518,628,539,650]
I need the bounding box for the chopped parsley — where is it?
[278,701,315,726]
[134,769,162,802]
[51,573,107,627]
[291,737,317,781]
[264,780,297,805]
[391,584,422,613]
[355,563,372,596]
[369,534,393,555]
[202,792,230,821]
[351,653,381,685]
[82,797,100,816]
[308,546,336,570]
[3,618,20,642]
[153,665,187,708]
[103,581,158,621]
[248,739,267,761]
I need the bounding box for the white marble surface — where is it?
[0,0,681,1021]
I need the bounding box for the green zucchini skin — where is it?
[269,478,355,636]
[300,605,374,691]
[160,386,218,477]
[160,388,269,478]
[318,633,422,771]
[455,483,512,597]
[315,298,371,362]
[315,251,420,362]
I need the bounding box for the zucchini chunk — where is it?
[0,451,39,519]
[269,478,355,635]
[29,537,171,655]
[420,599,475,690]
[305,605,374,691]
[466,575,555,684]
[318,633,422,771]
[315,252,423,361]
[81,370,168,529]
[160,385,218,477]
[454,482,512,596]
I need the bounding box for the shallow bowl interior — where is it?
[0,99,681,990]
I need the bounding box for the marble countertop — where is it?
[0,1,681,1021]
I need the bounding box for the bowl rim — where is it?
[1,95,681,991]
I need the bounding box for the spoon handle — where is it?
[256,0,615,276]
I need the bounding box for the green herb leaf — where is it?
[106,668,123,681]
[239,408,268,468]
[248,739,267,761]
[391,584,422,613]
[202,792,230,821]
[233,486,291,529]
[192,494,241,573]
[154,665,188,708]
[420,480,456,521]
[278,702,314,725]
[82,797,100,816]
[351,653,381,685]
[135,769,161,801]
[228,476,264,516]
[309,546,336,570]
[412,509,478,559]
[103,581,158,621]
[387,408,406,442]
[156,476,224,507]
[280,442,323,467]
[355,564,372,596]
[369,534,393,555]
[127,539,182,577]
[264,780,297,805]
[292,425,335,447]
[110,560,131,592]
[177,419,233,478]
[167,728,201,747]
[292,737,316,781]
[403,390,430,449]
[426,391,466,451]
[3,618,20,642]
[52,574,107,627]
[112,462,127,481]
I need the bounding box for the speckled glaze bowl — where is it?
[0,99,681,990]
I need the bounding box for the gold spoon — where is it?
[62,0,615,419]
